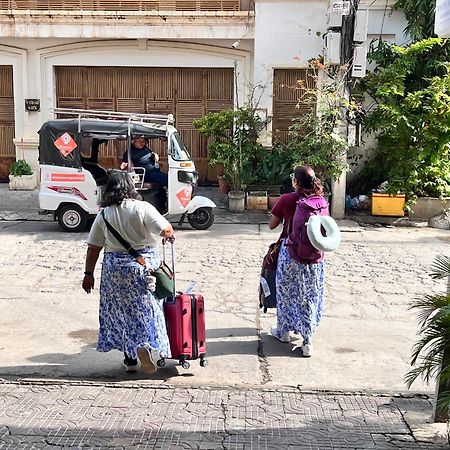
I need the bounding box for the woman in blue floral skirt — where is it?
[268,165,328,357]
[82,171,174,374]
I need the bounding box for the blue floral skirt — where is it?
[275,239,325,344]
[97,247,171,359]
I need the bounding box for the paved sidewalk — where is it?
[0,185,272,225]
[1,184,449,448]
[0,380,448,449]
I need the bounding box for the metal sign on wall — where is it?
[435,0,450,37]
[25,99,40,112]
[332,1,351,15]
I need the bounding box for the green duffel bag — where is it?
[151,262,175,299]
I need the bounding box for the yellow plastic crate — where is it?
[371,193,405,217]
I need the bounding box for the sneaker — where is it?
[300,343,313,357]
[137,347,157,374]
[123,356,139,373]
[269,326,291,343]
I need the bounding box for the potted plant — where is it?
[9,159,37,190]
[217,173,231,194]
[406,255,450,423]
[194,107,267,212]
[254,145,294,209]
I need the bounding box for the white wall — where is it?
[0,13,253,40]
[253,1,328,143]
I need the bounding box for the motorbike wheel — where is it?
[187,207,215,230]
[58,204,88,232]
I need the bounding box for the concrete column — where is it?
[331,167,346,218]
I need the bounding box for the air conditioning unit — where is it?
[324,32,341,64]
[353,10,369,43]
[352,46,367,78]
[435,0,450,37]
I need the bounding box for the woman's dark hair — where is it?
[293,165,323,197]
[101,170,142,207]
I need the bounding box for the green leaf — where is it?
[10,160,33,176]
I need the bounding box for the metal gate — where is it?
[55,66,234,184]
[0,66,15,182]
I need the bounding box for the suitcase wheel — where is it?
[157,358,166,368]
[181,361,190,369]
[200,358,208,368]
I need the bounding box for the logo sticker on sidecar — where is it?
[54,132,77,156]
[176,185,193,208]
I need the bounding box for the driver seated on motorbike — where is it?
[120,136,168,188]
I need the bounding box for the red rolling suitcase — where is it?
[163,293,207,369]
[157,242,208,369]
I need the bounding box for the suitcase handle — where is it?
[162,239,176,297]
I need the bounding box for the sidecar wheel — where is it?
[58,204,88,232]
[187,207,214,230]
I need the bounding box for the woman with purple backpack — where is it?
[268,165,329,357]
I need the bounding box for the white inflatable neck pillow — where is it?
[306,215,341,252]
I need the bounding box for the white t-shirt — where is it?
[87,199,170,252]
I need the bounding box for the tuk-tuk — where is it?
[38,109,216,232]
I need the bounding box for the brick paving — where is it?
[0,381,447,449]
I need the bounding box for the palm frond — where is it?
[440,364,450,380]
[409,328,446,369]
[430,255,450,280]
[407,254,450,401]
[435,390,450,413]
[432,305,450,326]
[405,357,443,387]
[410,294,450,328]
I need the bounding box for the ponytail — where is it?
[293,165,323,196]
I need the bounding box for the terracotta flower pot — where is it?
[217,175,231,194]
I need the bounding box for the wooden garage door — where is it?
[55,66,234,184]
[0,66,15,182]
[272,69,315,143]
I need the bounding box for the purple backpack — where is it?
[288,195,330,264]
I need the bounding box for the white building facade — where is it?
[0,0,407,200]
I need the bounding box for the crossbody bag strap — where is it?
[101,210,145,266]
[279,213,294,243]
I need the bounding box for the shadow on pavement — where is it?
[0,342,191,382]
[206,327,256,339]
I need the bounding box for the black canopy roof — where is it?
[38,118,170,168]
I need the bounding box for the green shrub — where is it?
[361,38,450,204]
[193,108,267,191]
[10,160,33,176]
